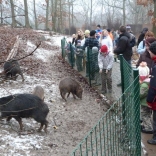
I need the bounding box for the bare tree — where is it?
[33,0,38,29]
[23,0,30,28]
[10,0,17,27]
[45,0,49,30]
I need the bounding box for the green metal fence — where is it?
[61,37,99,87]
[70,55,141,156]
[61,37,141,156]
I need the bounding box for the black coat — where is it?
[114,32,132,61]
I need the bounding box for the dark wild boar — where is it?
[3,59,24,82]
[0,94,49,132]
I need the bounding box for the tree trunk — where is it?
[24,0,30,28]
[90,0,92,28]
[123,0,126,25]
[58,0,63,33]
[0,4,3,24]
[33,0,38,29]
[10,0,17,27]
[51,0,54,30]
[52,0,57,31]
[71,1,73,26]
[45,0,49,30]
[153,0,156,36]
[68,0,70,35]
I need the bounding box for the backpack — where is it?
[129,33,136,47]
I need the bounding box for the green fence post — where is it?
[119,54,124,93]
[69,42,74,68]
[61,38,64,58]
[61,37,66,59]
[120,54,126,125]
[133,69,141,156]
[87,47,91,87]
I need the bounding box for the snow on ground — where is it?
[0,33,64,155]
[0,31,102,156]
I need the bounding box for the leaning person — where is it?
[98,45,114,94]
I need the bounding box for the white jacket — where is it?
[98,52,114,70]
[99,36,113,53]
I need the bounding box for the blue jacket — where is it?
[95,29,102,40]
[137,40,146,54]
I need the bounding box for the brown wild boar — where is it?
[59,77,83,101]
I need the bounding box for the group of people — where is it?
[66,24,156,145]
[135,28,156,145]
[68,24,136,94]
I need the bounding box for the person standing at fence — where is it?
[145,41,156,145]
[138,61,152,133]
[81,30,90,71]
[73,30,84,71]
[136,38,156,134]
[75,40,84,72]
[73,29,84,46]
[98,45,114,94]
[114,25,132,87]
[65,41,76,67]
[83,30,99,78]
[137,31,155,55]
[136,37,156,70]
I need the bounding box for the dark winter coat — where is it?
[136,50,154,71]
[114,32,132,61]
[147,62,156,110]
[83,37,99,50]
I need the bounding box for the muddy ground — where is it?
[0,31,106,156]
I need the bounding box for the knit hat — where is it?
[85,30,90,35]
[145,37,156,46]
[97,24,100,28]
[149,41,156,55]
[100,45,108,53]
[90,30,96,36]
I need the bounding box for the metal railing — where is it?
[61,37,99,87]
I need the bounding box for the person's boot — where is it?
[141,128,153,134]
[147,139,156,145]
